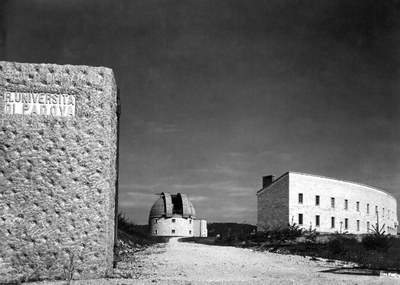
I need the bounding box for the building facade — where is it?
[149,192,207,237]
[193,220,208,237]
[257,172,398,235]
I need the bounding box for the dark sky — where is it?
[3,0,400,225]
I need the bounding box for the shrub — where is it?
[303,224,319,243]
[327,231,357,257]
[246,223,304,245]
[281,223,304,243]
[215,233,239,246]
[117,212,167,247]
[362,223,394,252]
[247,231,269,243]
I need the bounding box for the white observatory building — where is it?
[149,192,207,237]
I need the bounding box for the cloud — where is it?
[118,191,157,208]
[148,122,179,134]
[128,121,180,136]
[118,183,167,195]
[188,196,210,202]
[167,180,254,194]
[189,163,251,178]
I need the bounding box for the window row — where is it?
[297,193,395,219]
[153,219,192,224]
[298,213,373,231]
[153,229,192,234]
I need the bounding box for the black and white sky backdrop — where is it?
[2,0,400,225]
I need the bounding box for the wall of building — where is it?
[149,215,194,237]
[257,175,289,231]
[289,173,398,234]
[193,220,208,237]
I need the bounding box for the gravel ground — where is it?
[28,237,399,284]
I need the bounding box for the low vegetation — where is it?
[116,212,169,264]
[182,222,400,272]
[207,222,257,238]
[117,212,168,246]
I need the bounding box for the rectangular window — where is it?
[154,219,158,224]
[316,215,320,227]
[298,213,303,225]
[189,219,192,224]
[344,218,348,230]
[356,202,360,212]
[172,229,175,234]
[315,195,320,206]
[367,204,370,214]
[172,219,176,223]
[189,230,192,234]
[344,199,348,210]
[298,193,303,204]
[154,230,158,234]
[331,217,335,228]
[331,197,335,208]
[357,220,360,231]
[367,222,370,232]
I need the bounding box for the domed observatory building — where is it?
[149,192,207,237]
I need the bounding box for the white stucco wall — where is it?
[149,215,194,237]
[288,173,398,234]
[193,220,208,237]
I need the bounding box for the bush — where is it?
[215,223,305,246]
[303,224,319,243]
[328,237,359,257]
[207,223,257,238]
[362,224,394,252]
[117,212,167,246]
[277,223,304,244]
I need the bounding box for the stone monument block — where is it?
[0,61,118,281]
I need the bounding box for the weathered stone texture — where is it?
[0,61,118,281]
[257,175,289,231]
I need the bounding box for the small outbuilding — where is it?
[149,192,207,237]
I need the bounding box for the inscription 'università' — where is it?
[4,91,76,117]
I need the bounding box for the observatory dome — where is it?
[149,192,196,219]
[148,192,206,237]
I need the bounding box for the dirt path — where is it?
[29,237,399,284]
[113,237,398,284]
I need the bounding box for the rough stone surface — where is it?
[0,61,118,282]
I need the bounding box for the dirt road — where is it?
[28,237,399,284]
[113,237,398,284]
